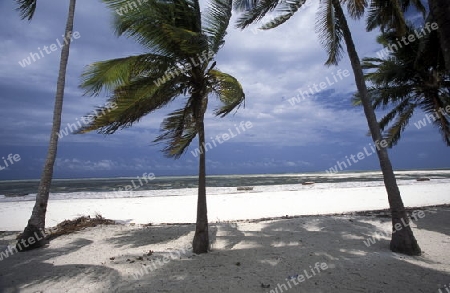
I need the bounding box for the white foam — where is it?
[2,176,449,202]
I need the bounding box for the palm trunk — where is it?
[192,115,209,254]
[16,0,77,251]
[332,0,420,255]
[428,0,450,70]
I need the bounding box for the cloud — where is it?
[0,0,447,178]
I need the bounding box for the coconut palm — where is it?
[78,0,244,254]
[234,0,423,255]
[365,0,425,35]
[355,22,450,147]
[15,0,77,251]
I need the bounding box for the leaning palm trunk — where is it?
[428,0,450,70]
[331,0,420,255]
[17,0,77,251]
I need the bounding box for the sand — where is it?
[1,181,449,231]
[0,182,449,292]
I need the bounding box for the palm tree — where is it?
[365,0,425,35]
[234,0,422,255]
[428,0,450,70]
[355,23,450,147]
[78,0,244,254]
[15,0,77,251]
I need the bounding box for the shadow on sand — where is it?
[1,206,449,292]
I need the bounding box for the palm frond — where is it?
[79,0,242,160]
[208,69,245,117]
[352,91,363,106]
[361,57,384,70]
[80,54,175,96]
[400,0,426,18]
[378,103,403,132]
[354,86,411,110]
[203,0,233,54]
[104,0,202,58]
[342,0,367,20]
[418,92,450,145]
[234,0,280,29]
[433,112,450,146]
[366,0,407,34]
[78,76,186,134]
[316,0,344,66]
[15,0,37,20]
[154,104,198,158]
[384,101,416,146]
[357,21,450,147]
[415,15,443,70]
[260,0,306,29]
[161,24,208,55]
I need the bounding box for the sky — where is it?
[0,0,448,180]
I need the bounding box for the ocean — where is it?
[1,170,449,203]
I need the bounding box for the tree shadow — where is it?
[413,207,450,237]
[0,237,120,292]
[210,222,245,250]
[1,209,449,292]
[106,224,195,248]
[112,213,450,292]
[0,231,18,250]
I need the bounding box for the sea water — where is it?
[1,170,449,202]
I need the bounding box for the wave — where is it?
[1,173,449,203]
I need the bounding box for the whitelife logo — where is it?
[191,121,253,157]
[0,153,21,171]
[18,31,81,68]
[288,69,350,106]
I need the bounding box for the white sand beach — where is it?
[1,181,450,231]
[0,181,449,292]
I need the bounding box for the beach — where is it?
[0,179,449,231]
[0,179,450,292]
